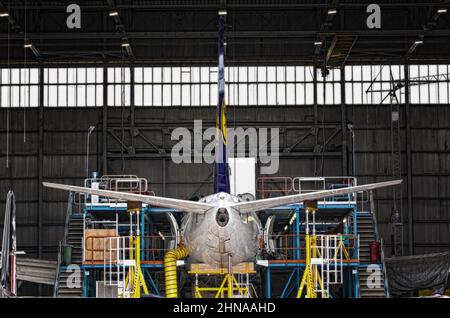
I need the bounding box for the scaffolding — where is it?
[53,174,388,298]
[189,261,256,298]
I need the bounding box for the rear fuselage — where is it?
[181,192,262,267]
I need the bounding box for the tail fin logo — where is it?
[220,98,227,145]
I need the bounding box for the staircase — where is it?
[355,214,387,298]
[67,216,83,264]
[358,266,386,298]
[56,215,84,298]
[357,216,376,263]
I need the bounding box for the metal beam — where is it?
[102,67,108,175]
[37,67,44,296]
[2,30,450,40]
[340,68,348,176]
[404,63,414,255]
[7,1,449,10]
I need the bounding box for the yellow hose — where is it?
[164,246,189,298]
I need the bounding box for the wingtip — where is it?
[42,182,59,188]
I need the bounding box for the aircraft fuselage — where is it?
[181,192,262,267]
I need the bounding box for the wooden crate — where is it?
[84,229,118,261]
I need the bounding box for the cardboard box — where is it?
[85,229,118,261]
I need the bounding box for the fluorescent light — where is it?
[0,12,9,17]
[414,39,423,45]
[437,8,447,14]
[218,9,227,16]
[314,41,323,46]
[24,43,33,48]
[109,10,119,17]
[121,41,130,47]
[158,231,165,241]
[328,9,337,15]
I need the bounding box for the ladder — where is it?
[103,236,137,298]
[312,235,345,297]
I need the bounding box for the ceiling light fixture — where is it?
[327,9,338,15]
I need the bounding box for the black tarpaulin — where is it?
[385,252,450,296]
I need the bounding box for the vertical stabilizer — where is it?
[214,14,230,193]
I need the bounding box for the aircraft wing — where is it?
[230,179,402,214]
[42,182,214,214]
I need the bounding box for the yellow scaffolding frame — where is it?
[123,208,149,298]
[296,201,326,298]
[189,261,255,298]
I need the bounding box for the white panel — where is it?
[229,157,256,196]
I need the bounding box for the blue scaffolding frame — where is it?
[80,204,177,297]
[262,202,361,298]
[69,196,374,298]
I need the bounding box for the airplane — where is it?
[43,14,401,268]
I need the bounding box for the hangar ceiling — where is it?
[0,0,449,65]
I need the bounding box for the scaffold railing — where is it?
[102,236,135,298]
[266,233,356,262]
[82,175,152,204]
[257,176,364,203]
[257,177,294,199]
[100,235,149,298]
[293,177,358,203]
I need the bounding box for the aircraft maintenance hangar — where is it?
[0,1,449,300]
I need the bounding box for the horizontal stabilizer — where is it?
[42,182,214,214]
[231,179,402,213]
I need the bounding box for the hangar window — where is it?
[3,64,448,108]
[226,66,316,106]
[107,67,131,106]
[43,68,103,107]
[317,68,341,105]
[409,65,450,104]
[344,65,405,105]
[0,68,39,107]
[135,66,317,106]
